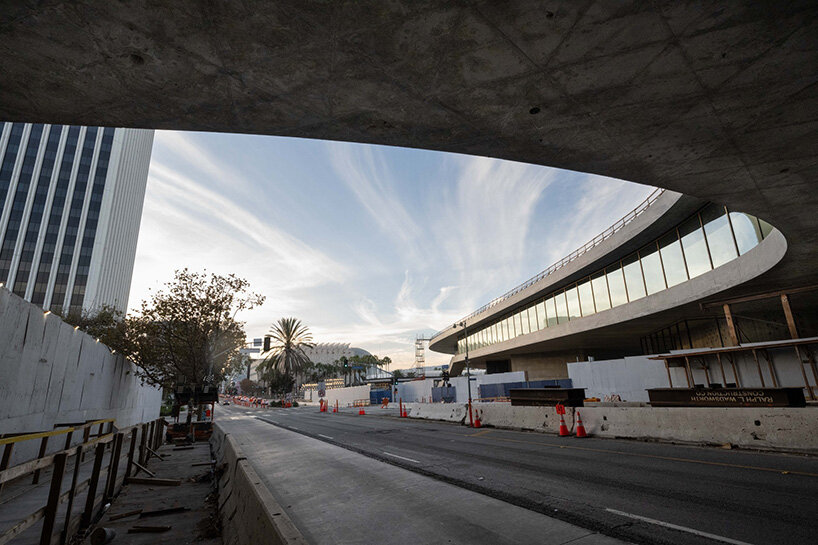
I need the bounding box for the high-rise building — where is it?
[0,122,153,315]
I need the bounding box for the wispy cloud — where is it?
[132,131,655,369]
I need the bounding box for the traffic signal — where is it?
[442,370,450,382]
[263,336,271,352]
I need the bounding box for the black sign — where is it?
[509,388,586,407]
[648,387,806,407]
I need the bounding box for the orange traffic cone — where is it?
[473,412,482,428]
[575,411,587,438]
[558,415,570,437]
[359,408,366,415]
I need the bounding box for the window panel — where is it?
[577,279,595,316]
[546,296,558,326]
[607,265,628,307]
[701,204,738,268]
[639,242,666,295]
[504,317,511,340]
[591,272,610,311]
[565,287,581,320]
[659,231,688,287]
[679,214,711,278]
[520,309,530,335]
[513,312,523,337]
[527,306,538,332]
[729,211,763,255]
[554,292,569,324]
[622,254,646,301]
[536,301,547,329]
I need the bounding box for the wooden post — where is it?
[81,442,106,528]
[104,433,124,502]
[700,358,712,386]
[62,430,73,450]
[760,350,779,388]
[716,353,727,386]
[664,359,673,388]
[683,356,693,387]
[138,424,148,467]
[723,303,739,346]
[32,436,50,484]
[145,422,155,459]
[0,442,14,496]
[81,426,91,461]
[724,353,741,387]
[781,294,799,339]
[40,452,68,545]
[751,349,766,387]
[126,427,138,476]
[793,346,815,400]
[60,446,83,545]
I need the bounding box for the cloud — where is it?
[326,141,424,259]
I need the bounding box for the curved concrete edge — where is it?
[403,402,818,453]
[211,424,309,545]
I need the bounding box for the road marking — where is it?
[289,426,299,430]
[461,432,818,478]
[318,434,334,440]
[605,508,755,545]
[382,451,420,463]
[469,429,492,437]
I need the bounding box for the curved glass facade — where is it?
[457,204,774,354]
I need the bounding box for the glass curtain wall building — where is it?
[0,122,154,315]
[456,204,775,354]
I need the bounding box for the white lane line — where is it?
[605,508,755,545]
[382,451,420,464]
[318,434,334,440]
[289,426,299,430]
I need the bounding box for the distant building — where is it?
[302,342,371,365]
[0,122,153,314]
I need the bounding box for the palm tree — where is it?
[258,317,314,394]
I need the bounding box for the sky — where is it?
[129,131,655,369]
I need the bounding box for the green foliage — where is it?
[257,317,313,391]
[72,269,264,391]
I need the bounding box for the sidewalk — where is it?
[80,441,221,545]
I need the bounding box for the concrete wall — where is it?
[403,402,818,453]
[510,353,571,381]
[0,286,161,461]
[212,425,307,545]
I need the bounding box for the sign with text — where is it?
[648,387,806,407]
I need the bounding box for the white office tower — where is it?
[0,122,153,315]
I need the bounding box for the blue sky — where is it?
[130,131,655,368]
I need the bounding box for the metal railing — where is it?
[431,187,666,340]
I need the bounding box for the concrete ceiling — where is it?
[1,1,816,289]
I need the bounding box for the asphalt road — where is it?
[218,403,818,545]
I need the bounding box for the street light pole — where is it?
[455,321,473,427]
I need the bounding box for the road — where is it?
[217,403,818,545]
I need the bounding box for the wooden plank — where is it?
[81,443,106,528]
[40,452,67,545]
[108,509,142,521]
[0,443,14,496]
[781,294,799,339]
[127,526,171,533]
[32,436,50,484]
[126,428,137,477]
[723,303,739,346]
[125,477,181,486]
[60,446,83,545]
[0,427,74,447]
[701,284,818,308]
[105,433,124,501]
[131,462,155,477]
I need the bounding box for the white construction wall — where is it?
[568,356,671,402]
[0,287,161,458]
[318,385,370,407]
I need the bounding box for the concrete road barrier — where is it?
[403,402,818,453]
[212,424,308,545]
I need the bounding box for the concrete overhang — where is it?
[1,1,816,324]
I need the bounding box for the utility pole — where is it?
[454,321,473,427]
